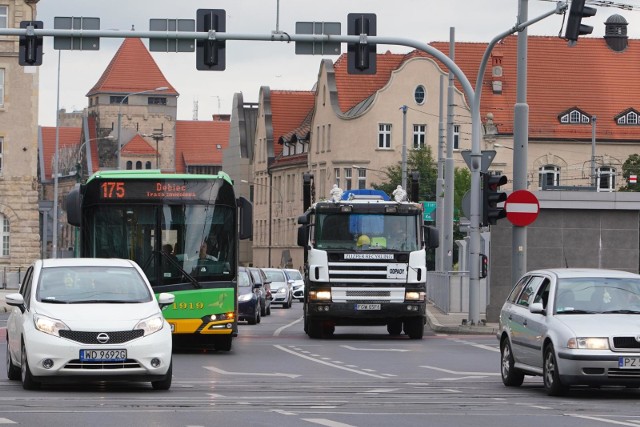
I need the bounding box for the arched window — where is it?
[136,161,142,170]
[539,165,560,189]
[145,161,152,169]
[126,161,132,170]
[597,166,616,192]
[0,213,9,257]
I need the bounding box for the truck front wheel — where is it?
[387,321,402,336]
[404,317,424,339]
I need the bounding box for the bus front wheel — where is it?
[214,336,233,351]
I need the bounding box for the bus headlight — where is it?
[309,289,331,301]
[405,291,425,301]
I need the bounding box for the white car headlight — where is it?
[135,315,165,336]
[276,287,287,294]
[238,293,253,302]
[34,314,69,337]
[567,337,610,350]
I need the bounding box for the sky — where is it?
[35,0,640,126]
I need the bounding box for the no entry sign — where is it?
[504,190,540,227]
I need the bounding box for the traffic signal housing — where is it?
[564,0,596,44]
[482,173,507,226]
[19,21,43,66]
[347,13,376,75]
[480,254,488,279]
[196,9,226,71]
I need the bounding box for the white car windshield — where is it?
[265,270,286,282]
[286,270,303,281]
[555,277,640,314]
[37,266,153,304]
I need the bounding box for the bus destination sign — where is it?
[99,181,210,201]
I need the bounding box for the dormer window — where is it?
[559,108,591,124]
[615,109,640,125]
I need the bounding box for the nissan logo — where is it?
[96,333,110,344]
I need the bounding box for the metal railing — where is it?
[1,266,25,290]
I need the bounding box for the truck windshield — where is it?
[314,213,418,251]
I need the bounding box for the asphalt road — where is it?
[1,303,640,427]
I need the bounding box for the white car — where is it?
[283,269,305,302]
[498,268,640,396]
[5,258,175,390]
[261,268,293,308]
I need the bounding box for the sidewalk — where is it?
[0,288,499,335]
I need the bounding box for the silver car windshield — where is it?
[37,266,153,304]
[555,277,640,314]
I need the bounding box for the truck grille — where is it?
[332,287,404,303]
[328,262,408,284]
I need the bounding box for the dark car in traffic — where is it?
[248,267,272,316]
[237,267,261,325]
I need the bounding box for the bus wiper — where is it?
[156,250,201,289]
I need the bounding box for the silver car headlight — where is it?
[567,337,610,350]
[238,293,253,302]
[34,314,69,337]
[135,315,165,336]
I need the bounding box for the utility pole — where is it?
[591,115,597,188]
[401,105,408,190]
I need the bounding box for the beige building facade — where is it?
[0,0,41,275]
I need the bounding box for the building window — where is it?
[110,96,127,105]
[187,165,221,175]
[1,213,9,257]
[627,112,638,125]
[560,109,590,124]
[126,161,132,170]
[344,167,352,191]
[334,168,340,188]
[539,165,560,189]
[145,161,152,169]
[148,97,167,105]
[136,161,142,170]
[0,137,3,174]
[357,167,366,189]
[378,124,391,149]
[413,124,426,149]
[0,69,4,107]
[414,85,426,105]
[453,125,460,149]
[597,167,616,192]
[0,6,7,29]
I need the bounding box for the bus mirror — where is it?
[237,196,253,240]
[66,184,82,227]
[423,225,439,249]
[297,226,309,247]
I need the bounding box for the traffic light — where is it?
[482,173,507,226]
[19,21,43,66]
[196,9,225,71]
[564,0,596,44]
[347,13,376,75]
[480,254,488,279]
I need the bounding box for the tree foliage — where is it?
[617,154,640,192]
[372,146,438,200]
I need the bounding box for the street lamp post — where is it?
[117,86,168,169]
[241,179,283,267]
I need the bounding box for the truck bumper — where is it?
[305,301,425,326]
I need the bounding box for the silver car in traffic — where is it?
[498,268,640,395]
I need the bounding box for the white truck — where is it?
[297,181,438,339]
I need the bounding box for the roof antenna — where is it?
[562,246,569,268]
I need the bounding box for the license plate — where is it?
[355,303,381,310]
[619,357,640,369]
[79,349,127,362]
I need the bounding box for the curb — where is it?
[425,309,498,336]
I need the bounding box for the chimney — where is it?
[604,14,628,52]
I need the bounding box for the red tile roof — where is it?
[270,90,315,157]
[175,120,230,173]
[40,127,82,180]
[332,51,405,113]
[122,134,156,154]
[86,38,178,96]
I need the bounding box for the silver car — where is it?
[498,268,640,396]
[261,268,293,308]
[283,269,304,302]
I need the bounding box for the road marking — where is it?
[362,388,398,393]
[275,345,386,379]
[341,345,409,352]
[274,316,303,336]
[272,409,297,416]
[568,415,640,426]
[204,366,300,379]
[420,365,500,376]
[449,338,499,352]
[0,419,16,425]
[303,418,354,427]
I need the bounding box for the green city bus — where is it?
[66,170,252,351]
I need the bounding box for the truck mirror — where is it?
[423,226,439,249]
[297,226,309,247]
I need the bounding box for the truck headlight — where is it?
[405,291,425,301]
[309,290,331,301]
[567,337,609,350]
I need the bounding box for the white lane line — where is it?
[274,316,303,336]
[568,415,640,426]
[272,409,297,416]
[274,345,386,379]
[302,419,356,427]
[450,338,500,353]
[0,419,16,425]
[204,366,300,379]
[341,345,409,352]
[420,365,500,376]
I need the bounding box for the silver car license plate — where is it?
[80,349,127,362]
[355,303,381,310]
[619,357,640,369]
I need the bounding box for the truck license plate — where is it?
[355,304,381,310]
[619,357,640,368]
